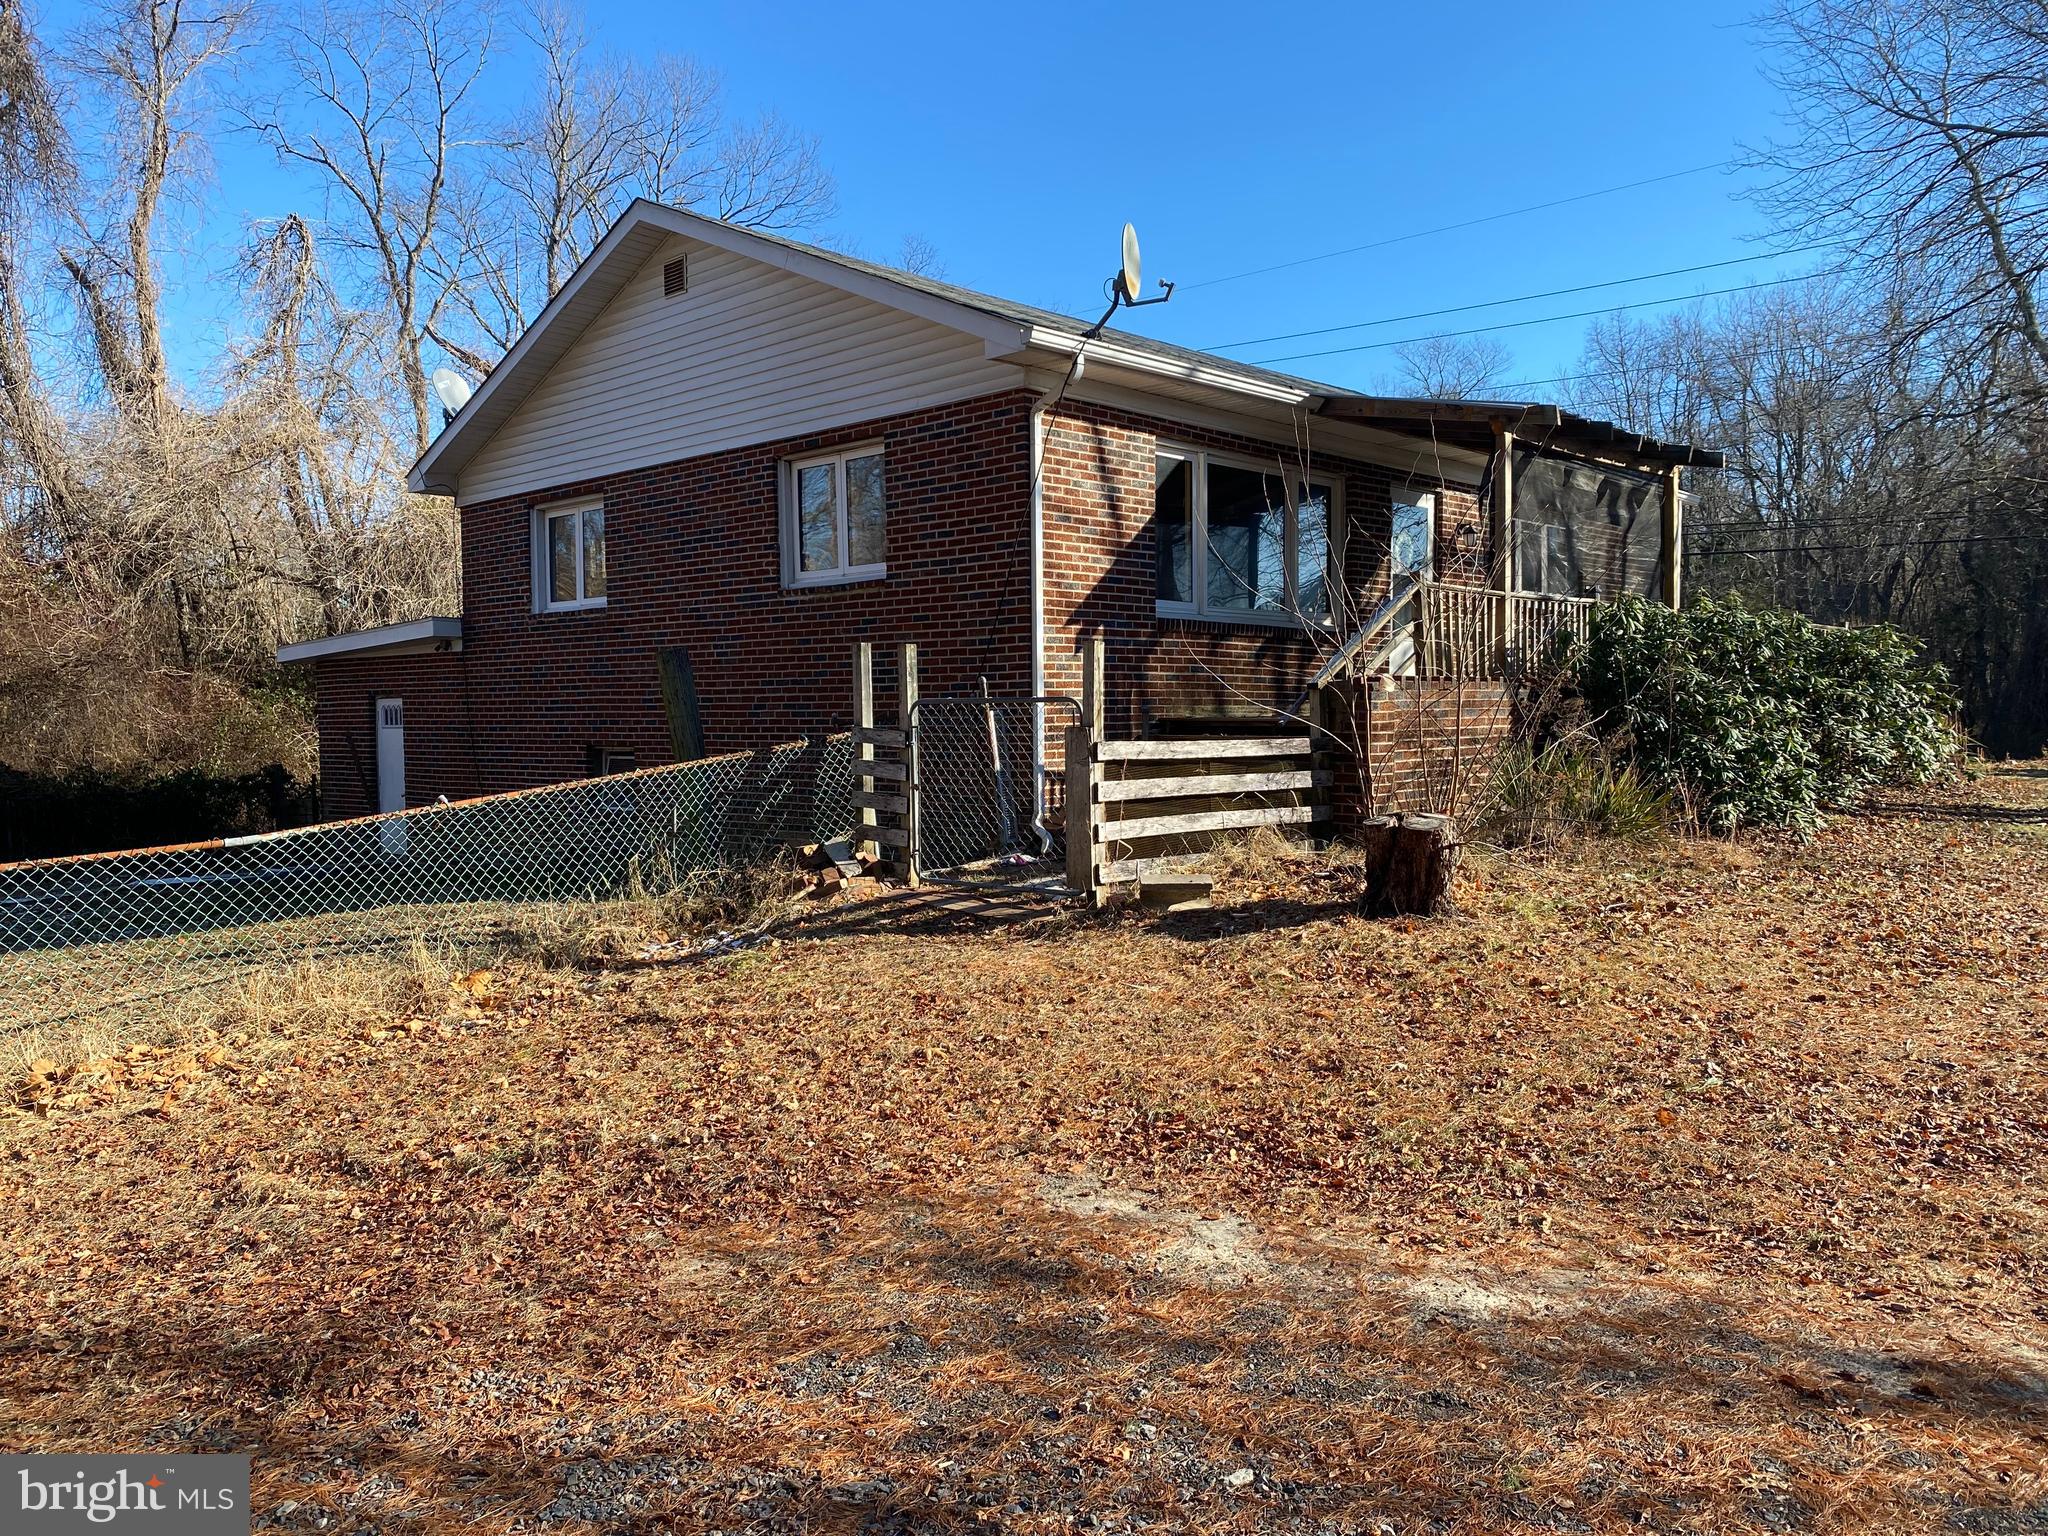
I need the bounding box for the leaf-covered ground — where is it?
[3,766,2046,1534]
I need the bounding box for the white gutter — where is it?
[1014,324,1317,406]
[277,616,463,665]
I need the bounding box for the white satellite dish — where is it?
[1118,223,1142,305]
[430,366,473,418]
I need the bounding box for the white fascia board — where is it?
[277,616,463,665]
[628,204,1032,351]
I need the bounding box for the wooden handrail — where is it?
[1297,583,1598,701]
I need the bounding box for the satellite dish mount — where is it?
[430,366,474,427]
[1086,222,1174,337]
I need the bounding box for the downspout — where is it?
[1029,397,1049,831]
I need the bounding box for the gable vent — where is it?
[662,255,689,296]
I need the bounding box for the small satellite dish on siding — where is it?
[1118,223,1142,304]
[430,367,473,423]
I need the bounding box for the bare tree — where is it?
[1386,333,1514,400]
[0,0,76,524]
[441,2,833,359]
[896,233,944,279]
[1755,0,2048,386]
[58,0,246,439]
[248,0,496,454]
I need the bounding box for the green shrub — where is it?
[1559,596,1959,832]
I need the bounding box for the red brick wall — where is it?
[1038,400,1481,738]
[313,654,479,816]
[309,382,1503,827]
[315,389,1036,819]
[1318,678,1516,827]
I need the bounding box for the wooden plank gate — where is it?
[1064,638,1330,902]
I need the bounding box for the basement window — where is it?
[534,496,607,612]
[781,444,886,587]
[1155,445,1336,625]
[586,746,637,776]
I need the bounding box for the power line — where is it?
[1246,271,1843,366]
[1184,161,1734,291]
[1204,243,1836,352]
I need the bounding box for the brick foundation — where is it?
[1319,678,1517,831]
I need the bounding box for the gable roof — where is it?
[410,201,1721,494]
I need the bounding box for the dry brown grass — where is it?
[492,852,816,969]
[2,768,2045,1533]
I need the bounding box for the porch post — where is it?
[1662,463,1684,609]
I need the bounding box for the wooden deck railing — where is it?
[1415,583,1596,679]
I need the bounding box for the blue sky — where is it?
[40,0,1793,400]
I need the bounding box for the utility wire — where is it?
[1185,161,1733,290]
[1204,243,1836,352]
[1246,270,1843,366]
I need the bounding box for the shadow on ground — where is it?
[12,1185,2046,1535]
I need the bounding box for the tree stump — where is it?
[1359,813,1461,916]
[1355,816,1398,907]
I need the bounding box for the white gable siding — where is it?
[455,235,1027,504]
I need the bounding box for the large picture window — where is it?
[534,497,607,612]
[783,444,886,587]
[1154,446,1335,624]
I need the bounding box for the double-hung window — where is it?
[535,496,607,612]
[1155,446,1336,625]
[783,444,886,586]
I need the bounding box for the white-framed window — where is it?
[533,496,607,612]
[781,443,886,587]
[1390,489,1436,580]
[1154,445,1338,625]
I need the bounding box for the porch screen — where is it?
[1510,449,1666,601]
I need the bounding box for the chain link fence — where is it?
[912,696,1078,886]
[0,735,855,1033]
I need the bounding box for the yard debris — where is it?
[1,765,2045,1531]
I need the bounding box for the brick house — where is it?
[281,200,1720,825]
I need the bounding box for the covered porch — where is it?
[1310,394,1725,683]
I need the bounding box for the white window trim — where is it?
[533,495,608,613]
[1153,443,1344,629]
[1390,486,1438,580]
[781,442,888,589]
